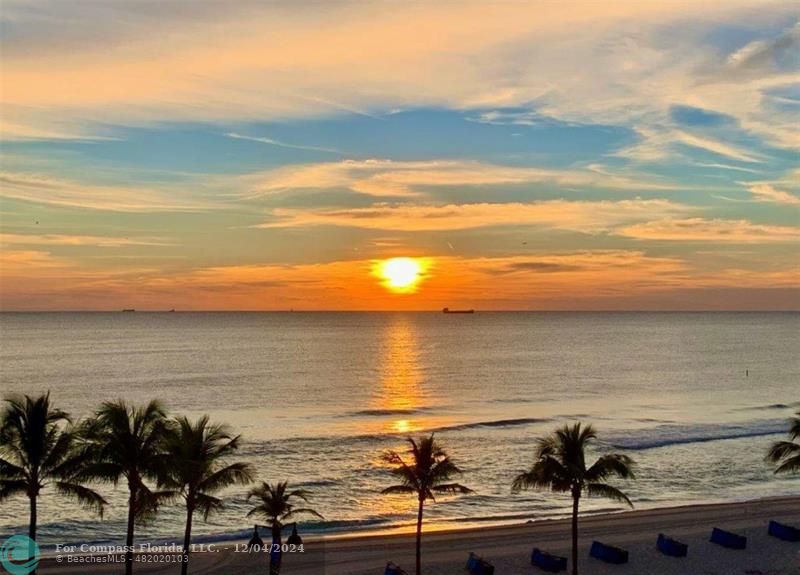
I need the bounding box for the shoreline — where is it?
[30,491,798,553]
[35,496,800,574]
[26,490,799,552]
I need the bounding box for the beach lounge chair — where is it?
[709,527,747,549]
[531,547,567,572]
[384,561,408,575]
[589,541,629,564]
[246,525,264,551]
[768,520,800,542]
[466,551,495,575]
[656,533,688,557]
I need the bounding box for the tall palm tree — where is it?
[79,400,172,575]
[162,415,255,575]
[381,434,472,575]
[0,393,106,575]
[246,481,323,575]
[512,423,635,575]
[767,410,800,474]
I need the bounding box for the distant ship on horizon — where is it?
[442,307,474,314]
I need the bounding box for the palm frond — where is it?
[788,414,800,441]
[74,461,124,485]
[0,457,26,480]
[767,440,800,464]
[195,493,224,521]
[134,486,176,523]
[586,482,633,507]
[585,454,636,482]
[381,485,416,495]
[54,481,107,516]
[283,507,324,522]
[774,454,800,474]
[512,455,569,493]
[431,482,473,494]
[198,462,255,493]
[286,489,312,501]
[246,504,269,519]
[0,479,28,501]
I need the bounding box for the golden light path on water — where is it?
[376,315,424,434]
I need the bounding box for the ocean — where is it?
[0,312,798,549]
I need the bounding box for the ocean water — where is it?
[0,312,798,548]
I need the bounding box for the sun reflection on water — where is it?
[375,315,424,429]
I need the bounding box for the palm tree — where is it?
[767,410,800,474]
[162,415,255,575]
[0,393,106,575]
[512,423,635,575]
[381,434,472,575]
[80,400,172,575]
[246,481,323,575]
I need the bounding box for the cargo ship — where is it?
[442,307,474,314]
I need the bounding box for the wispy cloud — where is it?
[245,159,686,199]
[617,129,767,164]
[225,132,340,154]
[261,199,692,232]
[619,218,800,242]
[748,183,800,205]
[0,171,218,212]
[694,162,762,174]
[0,233,170,247]
[673,132,764,163]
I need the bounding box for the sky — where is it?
[0,0,798,310]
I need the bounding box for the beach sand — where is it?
[37,497,800,574]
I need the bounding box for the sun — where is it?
[377,257,424,292]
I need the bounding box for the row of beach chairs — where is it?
[383,520,798,574]
[530,520,800,572]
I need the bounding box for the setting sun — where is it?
[377,257,424,292]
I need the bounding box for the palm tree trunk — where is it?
[181,506,194,575]
[415,498,424,575]
[125,488,136,575]
[571,491,580,575]
[29,493,37,575]
[270,525,282,575]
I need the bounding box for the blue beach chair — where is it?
[531,547,567,572]
[384,561,408,575]
[710,527,746,549]
[656,533,688,557]
[466,552,495,575]
[589,541,629,564]
[768,520,800,542]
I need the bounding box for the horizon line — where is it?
[1,309,798,313]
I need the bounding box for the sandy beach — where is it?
[36,497,800,575]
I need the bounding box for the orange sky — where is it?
[1,1,798,310]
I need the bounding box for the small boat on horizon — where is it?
[122,309,136,312]
[442,307,474,314]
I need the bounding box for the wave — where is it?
[432,417,551,433]
[607,419,787,451]
[347,408,430,417]
[733,402,800,412]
